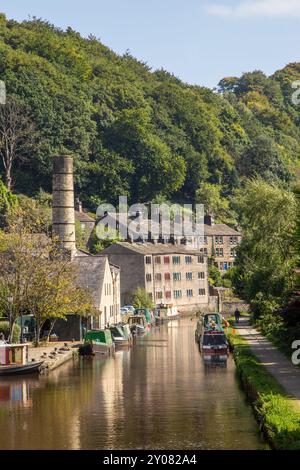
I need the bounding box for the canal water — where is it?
[0,317,267,450]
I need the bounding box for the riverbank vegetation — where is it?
[231,179,299,354]
[228,330,300,450]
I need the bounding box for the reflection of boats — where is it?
[79,330,114,356]
[0,344,43,376]
[127,315,148,335]
[109,325,130,348]
[0,380,31,406]
[155,304,182,323]
[195,313,229,363]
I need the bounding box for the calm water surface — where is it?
[0,317,267,449]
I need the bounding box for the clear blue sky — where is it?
[1,0,300,88]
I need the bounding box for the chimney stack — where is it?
[204,213,214,226]
[52,156,76,259]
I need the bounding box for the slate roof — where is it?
[75,210,95,223]
[204,224,241,236]
[74,254,107,308]
[100,213,241,237]
[103,241,203,256]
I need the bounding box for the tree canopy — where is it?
[0,15,299,215]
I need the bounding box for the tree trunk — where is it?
[35,322,41,347]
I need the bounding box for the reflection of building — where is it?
[102,242,209,312]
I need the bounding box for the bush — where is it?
[250,292,279,319]
[0,321,21,342]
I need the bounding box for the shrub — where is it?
[0,321,21,342]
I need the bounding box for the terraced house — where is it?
[199,215,242,273]
[102,242,209,312]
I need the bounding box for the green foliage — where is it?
[0,320,20,342]
[208,261,222,287]
[232,179,298,316]
[0,16,299,212]
[89,224,121,254]
[0,180,17,212]
[132,287,154,309]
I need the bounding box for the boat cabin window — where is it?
[203,334,227,346]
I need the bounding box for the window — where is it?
[186,272,193,281]
[215,248,224,257]
[155,256,161,264]
[164,272,171,281]
[155,273,162,281]
[215,236,223,245]
[172,256,181,265]
[219,262,224,270]
[173,272,181,281]
[156,291,163,299]
[146,274,152,282]
[164,256,170,264]
[185,256,192,264]
[145,256,152,265]
[230,236,238,245]
[197,255,204,264]
[165,291,171,299]
[204,236,207,245]
[174,290,182,299]
[186,289,193,298]
[199,289,206,296]
[198,272,205,279]
[231,248,236,257]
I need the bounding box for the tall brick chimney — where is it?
[52,155,76,259]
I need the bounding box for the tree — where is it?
[132,287,154,309]
[232,179,298,317]
[238,135,291,183]
[0,179,18,226]
[0,97,36,190]
[0,230,93,344]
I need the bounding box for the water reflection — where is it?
[0,318,267,450]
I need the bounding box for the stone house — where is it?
[102,242,209,312]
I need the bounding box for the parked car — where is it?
[123,305,135,314]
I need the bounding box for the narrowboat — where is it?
[135,308,155,326]
[195,313,229,363]
[0,344,43,376]
[200,330,229,363]
[109,325,130,348]
[79,330,114,356]
[155,304,182,323]
[127,314,148,335]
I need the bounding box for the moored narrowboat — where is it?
[79,330,114,356]
[109,325,130,348]
[127,314,148,335]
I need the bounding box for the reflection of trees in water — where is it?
[0,320,266,450]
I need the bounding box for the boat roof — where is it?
[0,343,28,348]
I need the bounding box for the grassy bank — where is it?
[228,328,300,449]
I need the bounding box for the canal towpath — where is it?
[236,317,300,408]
